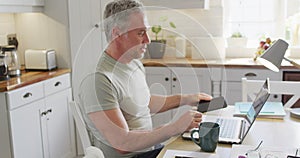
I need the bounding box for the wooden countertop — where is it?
[142,57,300,69]
[0,69,71,92]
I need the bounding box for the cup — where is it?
[190,122,220,152]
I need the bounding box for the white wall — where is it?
[0,11,70,69]
[146,0,224,59]
[15,13,70,68]
[0,14,15,46]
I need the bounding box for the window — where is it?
[224,0,286,47]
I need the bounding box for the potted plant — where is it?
[226,32,248,47]
[147,16,176,59]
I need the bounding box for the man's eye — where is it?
[137,30,146,37]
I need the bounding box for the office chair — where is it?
[241,77,300,108]
[69,101,105,158]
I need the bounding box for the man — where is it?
[81,0,212,157]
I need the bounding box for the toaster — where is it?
[25,49,57,70]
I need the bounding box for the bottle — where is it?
[175,37,186,58]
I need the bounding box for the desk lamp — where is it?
[257,39,300,72]
[257,39,300,119]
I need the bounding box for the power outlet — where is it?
[7,34,17,44]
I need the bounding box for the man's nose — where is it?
[143,32,150,44]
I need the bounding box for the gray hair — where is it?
[103,0,144,41]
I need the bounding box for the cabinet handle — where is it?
[165,77,169,81]
[95,24,99,28]
[273,94,278,99]
[41,111,47,116]
[47,109,52,113]
[244,72,257,77]
[54,81,62,87]
[23,92,32,98]
[173,77,177,82]
[41,109,53,116]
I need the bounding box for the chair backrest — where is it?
[241,78,300,108]
[69,101,92,154]
[69,101,105,158]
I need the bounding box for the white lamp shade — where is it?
[257,39,289,72]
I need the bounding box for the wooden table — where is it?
[157,106,300,158]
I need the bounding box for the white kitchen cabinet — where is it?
[23,0,44,6]
[0,73,75,158]
[145,67,172,128]
[145,66,220,127]
[0,0,44,13]
[43,88,73,158]
[0,0,44,6]
[140,0,209,9]
[9,99,45,158]
[221,68,282,105]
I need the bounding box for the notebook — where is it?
[234,102,286,119]
[182,78,270,144]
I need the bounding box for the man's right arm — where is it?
[88,107,201,154]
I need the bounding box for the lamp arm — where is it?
[284,57,300,69]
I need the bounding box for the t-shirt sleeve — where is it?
[79,72,119,114]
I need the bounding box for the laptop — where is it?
[182,78,270,144]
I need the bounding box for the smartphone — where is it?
[197,96,227,113]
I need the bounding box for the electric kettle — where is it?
[1,45,21,77]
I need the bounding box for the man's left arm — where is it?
[148,93,212,114]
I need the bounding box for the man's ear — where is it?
[112,27,121,39]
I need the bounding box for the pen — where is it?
[240,111,275,114]
[260,111,275,114]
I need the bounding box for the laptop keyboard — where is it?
[216,118,238,139]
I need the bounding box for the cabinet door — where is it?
[221,81,241,105]
[145,67,172,95]
[171,67,211,94]
[23,0,44,6]
[9,100,45,158]
[0,0,23,5]
[44,88,74,158]
[0,0,44,5]
[171,67,212,120]
[145,67,172,128]
[140,0,208,9]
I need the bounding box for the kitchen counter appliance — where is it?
[25,49,57,70]
[1,45,21,77]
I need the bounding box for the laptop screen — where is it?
[245,78,270,123]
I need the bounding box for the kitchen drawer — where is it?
[223,68,280,81]
[6,82,44,110]
[44,73,71,96]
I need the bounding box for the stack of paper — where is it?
[234,102,286,119]
[230,144,297,158]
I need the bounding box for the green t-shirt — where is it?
[79,53,153,158]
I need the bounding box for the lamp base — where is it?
[290,108,300,119]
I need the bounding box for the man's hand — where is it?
[172,110,203,133]
[181,93,212,106]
